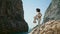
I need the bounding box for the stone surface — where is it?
[0,0,28,33]
[29,20,60,34]
[43,0,60,23]
[40,20,60,34]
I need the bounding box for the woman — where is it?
[33,8,42,34]
[33,8,42,24]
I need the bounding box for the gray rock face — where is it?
[43,0,60,23]
[0,0,28,33]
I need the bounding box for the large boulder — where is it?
[29,20,60,34]
[0,0,28,33]
[40,20,60,34]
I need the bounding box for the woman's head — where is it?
[36,8,40,12]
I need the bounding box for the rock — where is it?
[43,0,60,23]
[29,20,60,34]
[0,0,28,33]
[40,20,60,34]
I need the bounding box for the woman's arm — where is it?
[33,15,37,23]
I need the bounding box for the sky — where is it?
[22,0,52,29]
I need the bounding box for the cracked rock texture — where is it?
[29,20,60,34]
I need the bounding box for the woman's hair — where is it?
[36,8,40,12]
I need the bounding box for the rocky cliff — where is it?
[0,0,28,33]
[43,0,60,23]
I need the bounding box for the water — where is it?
[18,32,28,34]
[10,32,28,34]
